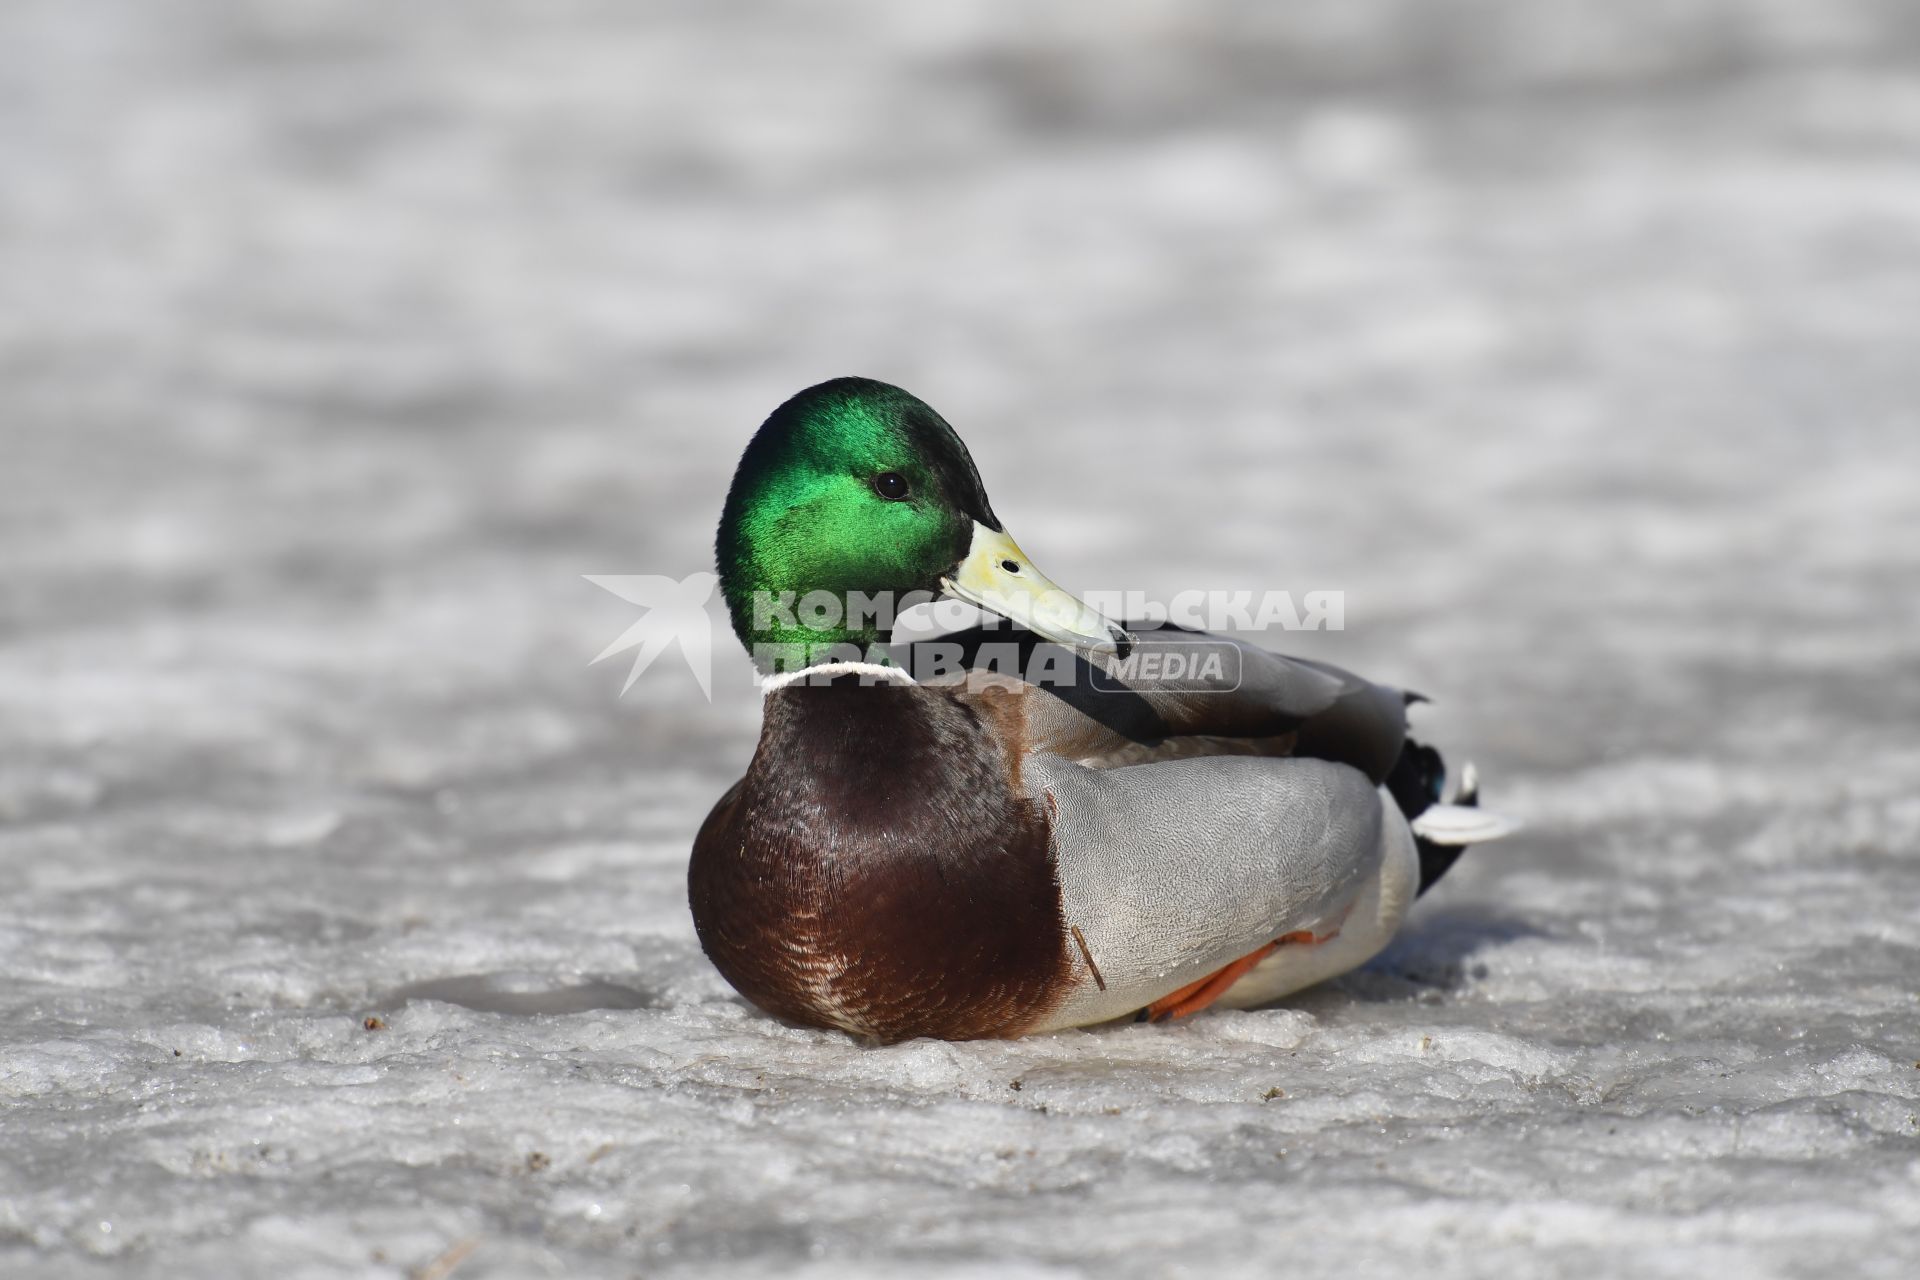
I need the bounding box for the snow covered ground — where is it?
[4,2,1919,1276]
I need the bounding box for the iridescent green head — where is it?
[716,377,1124,672]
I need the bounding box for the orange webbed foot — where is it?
[1143,928,1341,1022]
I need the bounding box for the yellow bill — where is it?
[940,522,1129,655]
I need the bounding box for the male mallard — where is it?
[690,377,1512,1042]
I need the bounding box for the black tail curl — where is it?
[1385,737,1477,896]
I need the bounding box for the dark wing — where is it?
[900,623,1411,783]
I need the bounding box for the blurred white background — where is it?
[3,3,1918,1277]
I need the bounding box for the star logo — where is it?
[585,572,720,699]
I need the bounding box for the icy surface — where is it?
[4,2,1920,1276]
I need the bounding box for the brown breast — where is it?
[687,674,1071,1043]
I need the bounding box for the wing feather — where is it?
[905,624,1411,782]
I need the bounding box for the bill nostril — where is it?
[1109,626,1133,660]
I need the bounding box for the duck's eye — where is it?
[871,472,911,501]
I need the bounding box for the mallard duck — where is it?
[690,377,1513,1042]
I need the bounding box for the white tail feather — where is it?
[1456,761,1480,804]
[1411,803,1519,846]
